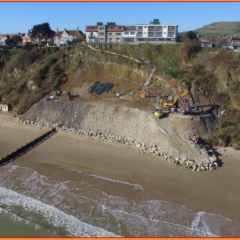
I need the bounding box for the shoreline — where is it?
[1,112,240,223]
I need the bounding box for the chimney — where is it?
[64,28,66,31]
[57,28,58,32]
[77,26,79,31]
[28,29,31,33]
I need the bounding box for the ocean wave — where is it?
[0,164,240,237]
[57,166,144,191]
[0,187,121,237]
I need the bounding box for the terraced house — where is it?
[85,19,178,44]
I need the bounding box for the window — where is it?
[156,26,162,31]
[100,27,104,30]
[118,27,122,30]
[144,32,147,34]
[99,38,104,43]
[125,26,136,30]
[168,32,174,37]
[137,26,143,31]
[89,33,93,37]
[164,32,166,34]
[99,32,104,35]
[116,38,120,43]
[89,39,94,43]
[124,31,129,35]
[144,26,147,28]
[137,32,143,37]
[109,38,112,42]
[168,26,175,31]
[109,32,112,35]
[130,32,135,35]
[116,33,121,35]
[164,26,167,28]
[148,26,155,31]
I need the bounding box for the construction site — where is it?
[1,43,238,171]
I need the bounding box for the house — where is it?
[54,27,84,46]
[0,104,8,112]
[0,32,25,46]
[22,30,32,45]
[232,43,240,52]
[200,41,214,48]
[28,30,56,46]
[86,19,178,44]
[228,40,240,50]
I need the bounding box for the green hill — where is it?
[194,21,240,37]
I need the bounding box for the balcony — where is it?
[148,33,163,37]
[107,26,124,32]
[168,27,175,31]
[86,26,98,32]
[167,32,175,37]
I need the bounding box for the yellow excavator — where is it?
[155,96,164,118]
[164,90,189,108]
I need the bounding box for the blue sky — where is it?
[1,2,240,34]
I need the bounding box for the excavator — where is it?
[164,90,189,108]
[155,96,164,118]
[164,79,191,113]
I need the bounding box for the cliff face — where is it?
[0,44,240,148]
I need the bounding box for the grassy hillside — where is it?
[194,21,240,37]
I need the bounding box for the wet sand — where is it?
[1,113,240,223]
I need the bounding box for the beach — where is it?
[1,112,240,237]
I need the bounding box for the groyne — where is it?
[0,128,56,166]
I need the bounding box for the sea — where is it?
[0,162,240,237]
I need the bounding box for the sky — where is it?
[1,2,240,34]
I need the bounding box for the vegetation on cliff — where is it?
[0,43,240,148]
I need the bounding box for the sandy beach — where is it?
[1,112,240,225]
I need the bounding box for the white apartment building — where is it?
[86,19,178,44]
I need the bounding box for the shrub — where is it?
[217,132,227,141]
[221,121,230,128]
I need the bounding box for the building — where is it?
[200,41,214,48]
[0,32,24,46]
[0,104,8,112]
[21,30,32,45]
[85,19,178,44]
[54,27,84,46]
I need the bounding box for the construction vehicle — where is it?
[140,93,149,98]
[155,96,164,118]
[54,90,61,96]
[164,90,189,108]
[67,95,73,100]
[164,79,191,113]
[62,91,67,96]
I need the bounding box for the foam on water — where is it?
[58,166,144,191]
[0,164,240,237]
[0,187,120,237]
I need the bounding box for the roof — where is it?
[0,33,25,39]
[55,29,83,37]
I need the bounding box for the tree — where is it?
[5,38,14,47]
[186,31,198,40]
[11,35,22,46]
[31,22,51,44]
[5,35,22,47]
